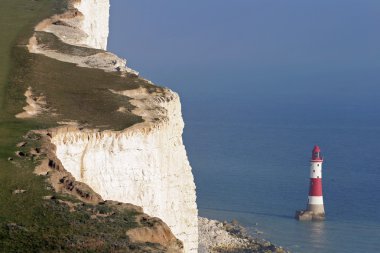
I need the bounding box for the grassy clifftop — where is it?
[0,1,181,252]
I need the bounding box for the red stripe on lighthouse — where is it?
[309,178,323,196]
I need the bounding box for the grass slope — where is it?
[0,1,171,252]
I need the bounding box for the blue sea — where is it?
[177,78,380,253]
[109,1,380,252]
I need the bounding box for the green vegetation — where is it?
[0,0,51,108]
[7,45,143,130]
[0,0,167,251]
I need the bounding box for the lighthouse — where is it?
[295,145,326,221]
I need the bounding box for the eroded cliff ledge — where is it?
[20,0,199,252]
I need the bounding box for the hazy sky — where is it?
[108,0,380,126]
[109,0,380,72]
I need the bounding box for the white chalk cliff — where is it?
[28,0,199,252]
[74,0,110,50]
[51,89,198,252]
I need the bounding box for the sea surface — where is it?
[109,1,380,252]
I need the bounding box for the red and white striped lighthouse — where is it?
[296,145,326,220]
[307,145,325,215]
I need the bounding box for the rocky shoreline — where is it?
[199,217,289,253]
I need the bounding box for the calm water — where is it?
[109,1,380,252]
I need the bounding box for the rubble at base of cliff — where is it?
[199,217,289,253]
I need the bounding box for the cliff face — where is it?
[73,0,110,50]
[27,0,199,252]
[51,90,198,252]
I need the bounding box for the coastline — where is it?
[0,0,290,252]
[199,217,289,253]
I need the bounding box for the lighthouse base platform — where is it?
[295,210,325,221]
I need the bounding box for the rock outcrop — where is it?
[26,0,199,252]
[198,218,289,253]
[295,210,325,221]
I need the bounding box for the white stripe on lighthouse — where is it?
[308,196,324,205]
[310,162,323,178]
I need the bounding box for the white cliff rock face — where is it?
[29,0,138,75]
[51,89,199,252]
[30,1,199,251]
[73,0,110,50]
